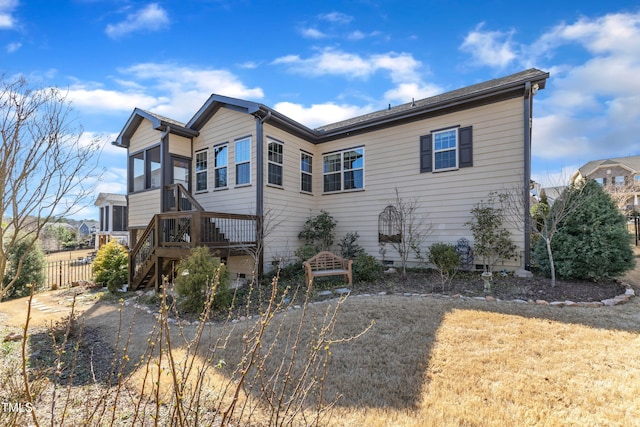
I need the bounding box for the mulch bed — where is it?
[348,270,628,303]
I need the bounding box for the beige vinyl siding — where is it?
[128,190,161,228]
[129,120,160,154]
[262,125,317,265]
[226,255,255,281]
[192,107,257,214]
[314,97,526,270]
[169,134,191,157]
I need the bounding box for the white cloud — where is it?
[530,12,640,168]
[383,82,441,104]
[273,48,425,82]
[0,0,18,29]
[105,3,170,39]
[67,86,162,113]
[299,27,327,39]
[67,64,265,124]
[6,41,20,52]
[119,63,264,120]
[273,101,373,129]
[460,23,518,68]
[319,12,353,24]
[273,48,441,104]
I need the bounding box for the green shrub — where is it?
[353,253,384,283]
[428,243,461,289]
[535,180,635,280]
[92,240,128,293]
[338,232,365,259]
[298,210,337,252]
[295,244,319,262]
[2,238,46,300]
[174,247,231,314]
[428,243,461,275]
[466,194,517,272]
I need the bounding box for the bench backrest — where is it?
[304,251,347,271]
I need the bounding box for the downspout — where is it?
[255,111,272,276]
[255,111,271,218]
[160,125,171,212]
[523,83,533,270]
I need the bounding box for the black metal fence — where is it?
[46,258,94,288]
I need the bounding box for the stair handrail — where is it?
[165,183,204,211]
[129,214,158,284]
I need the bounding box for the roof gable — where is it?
[113,108,198,148]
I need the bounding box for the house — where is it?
[95,193,129,249]
[113,68,549,290]
[571,156,640,212]
[78,221,99,238]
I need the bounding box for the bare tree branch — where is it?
[0,75,102,300]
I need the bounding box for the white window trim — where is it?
[300,151,313,194]
[195,149,208,192]
[267,139,284,187]
[214,143,228,189]
[432,128,459,172]
[322,147,365,193]
[235,137,251,186]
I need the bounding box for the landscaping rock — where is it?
[317,290,332,297]
[335,288,350,295]
[515,269,534,279]
[3,332,22,342]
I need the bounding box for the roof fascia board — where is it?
[316,71,549,141]
[113,108,197,147]
[316,85,531,141]
[187,94,262,130]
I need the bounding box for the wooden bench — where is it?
[303,251,353,287]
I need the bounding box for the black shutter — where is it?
[459,126,473,168]
[420,134,432,173]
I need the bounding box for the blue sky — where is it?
[1,0,639,220]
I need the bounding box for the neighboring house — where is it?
[78,221,99,238]
[571,156,640,212]
[95,193,129,250]
[113,68,549,290]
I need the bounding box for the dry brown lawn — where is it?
[2,248,640,426]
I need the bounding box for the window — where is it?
[112,206,128,232]
[195,150,207,191]
[148,146,161,188]
[323,147,364,193]
[235,138,251,185]
[173,157,190,188]
[420,126,473,173]
[129,145,162,192]
[268,140,283,186]
[615,176,626,187]
[301,152,313,193]
[433,129,458,170]
[214,144,228,188]
[131,152,145,192]
[594,177,604,186]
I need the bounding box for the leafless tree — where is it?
[385,187,432,277]
[500,181,587,287]
[0,75,101,300]
[604,179,638,213]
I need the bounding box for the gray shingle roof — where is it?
[579,155,640,176]
[316,68,548,132]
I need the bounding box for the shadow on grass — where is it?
[24,271,640,413]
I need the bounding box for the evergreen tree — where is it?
[2,238,46,300]
[535,179,635,281]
